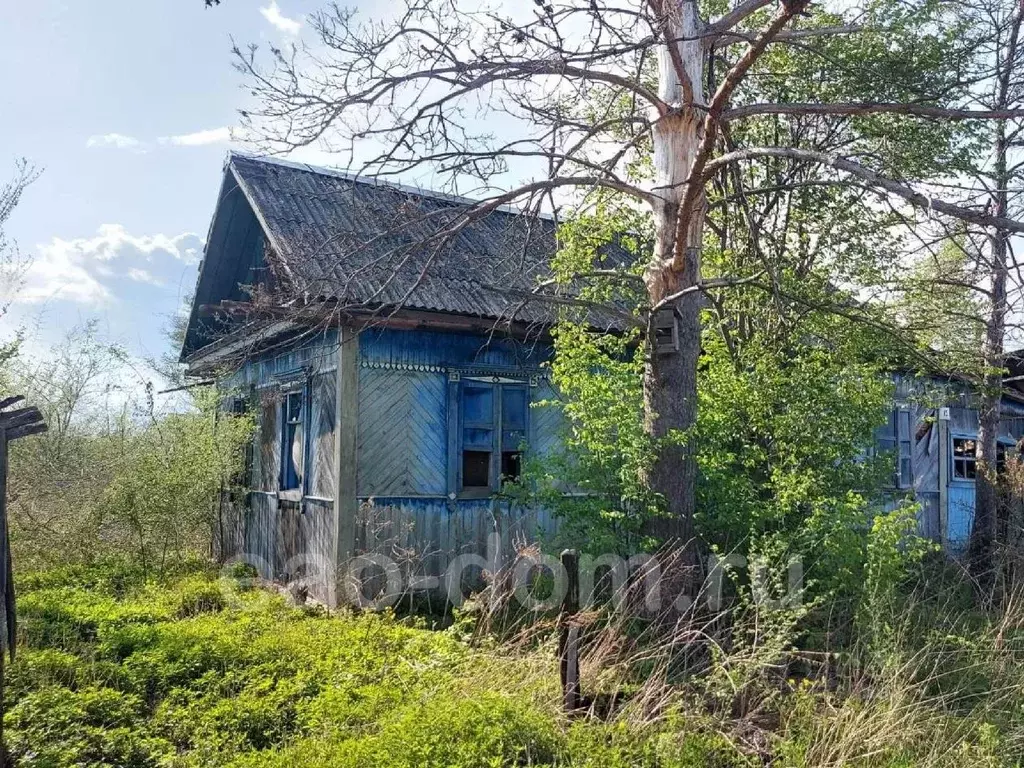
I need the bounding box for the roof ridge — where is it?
[227,151,556,221]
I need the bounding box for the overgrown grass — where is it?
[12,557,1024,767]
[6,561,746,767]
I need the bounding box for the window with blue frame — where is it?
[458,381,529,494]
[281,389,304,491]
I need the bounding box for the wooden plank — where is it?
[559,550,581,712]
[0,408,42,431]
[4,424,46,441]
[333,326,360,607]
[939,413,950,549]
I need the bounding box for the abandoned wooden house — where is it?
[181,153,574,605]
[885,372,1024,551]
[182,153,1024,606]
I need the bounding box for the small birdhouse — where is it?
[653,307,680,355]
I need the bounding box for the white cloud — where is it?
[17,225,202,307]
[85,133,146,151]
[126,267,165,286]
[159,127,234,147]
[260,1,302,35]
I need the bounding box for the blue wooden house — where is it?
[181,154,571,606]
[883,374,1024,551]
[182,153,1024,606]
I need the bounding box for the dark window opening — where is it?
[501,451,522,483]
[281,390,304,491]
[462,450,491,489]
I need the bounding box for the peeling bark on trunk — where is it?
[642,1,707,569]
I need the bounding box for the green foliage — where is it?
[859,505,938,649]
[2,325,254,573]
[10,562,769,767]
[101,387,254,572]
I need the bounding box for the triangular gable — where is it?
[180,161,272,361]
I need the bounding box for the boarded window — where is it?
[457,381,530,494]
[281,390,304,491]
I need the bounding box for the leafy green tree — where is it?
[102,388,254,574]
[237,0,1024,554]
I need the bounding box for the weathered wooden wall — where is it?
[217,330,340,603]
[353,328,564,592]
[218,325,565,603]
[890,374,1024,547]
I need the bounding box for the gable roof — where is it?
[231,153,569,316]
[182,153,636,361]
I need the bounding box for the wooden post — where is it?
[939,409,950,549]
[332,327,359,607]
[559,549,581,712]
[0,396,48,768]
[0,413,37,767]
[0,426,6,768]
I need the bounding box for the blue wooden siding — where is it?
[220,324,567,597]
[218,331,340,603]
[360,327,550,369]
[530,379,564,459]
[879,375,1024,549]
[948,483,975,549]
[354,328,563,582]
[357,367,448,497]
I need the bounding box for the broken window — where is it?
[500,385,528,485]
[953,437,977,480]
[458,381,529,494]
[281,390,304,491]
[953,437,1013,480]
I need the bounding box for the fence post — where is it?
[559,549,581,712]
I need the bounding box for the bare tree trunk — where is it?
[642,1,707,565]
[972,218,1007,591]
[969,6,1021,589]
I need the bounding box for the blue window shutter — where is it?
[278,397,286,490]
[301,380,311,498]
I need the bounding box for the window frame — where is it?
[875,407,913,489]
[279,385,308,497]
[449,377,531,498]
[951,433,1017,482]
[897,409,913,489]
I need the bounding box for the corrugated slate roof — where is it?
[228,153,579,325]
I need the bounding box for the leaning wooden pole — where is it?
[0,396,47,766]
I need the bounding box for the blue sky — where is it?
[0,0,323,373]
